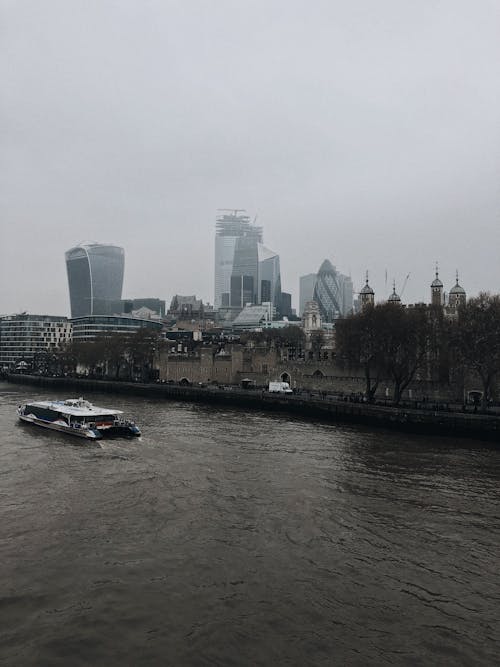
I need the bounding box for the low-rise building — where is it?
[70,315,162,342]
[232,303,273,332]
[0,314,72,368]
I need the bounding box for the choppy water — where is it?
[0,382,499,666]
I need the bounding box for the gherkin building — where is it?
[313,259,343,322]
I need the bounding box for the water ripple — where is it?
[0,382,499,665]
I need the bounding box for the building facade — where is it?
[214,211,263,309]
[65,243,125,318]
[280,292,293,318]
[169,295,205,319]
[313,259,353,321]
[232,303,274,332]
[230,235,260,308]
[301,265,353,319]
[299,273,317,316]
[258,244,282,315]
[230,239,283,314]
[70,315,162,342]
[0,314,72,368]
[123,298,166,318]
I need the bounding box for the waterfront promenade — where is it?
[7,374,500,442]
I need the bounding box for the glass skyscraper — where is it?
[257,244,282,314]
[65,243,125,318]
[214,210,283,317]
[312,259,353,321]
[214,211,262,309]
[230,235,259,308]
[299,273,317,316]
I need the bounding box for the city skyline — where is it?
[0,225,480,318]
[2,1,499,314]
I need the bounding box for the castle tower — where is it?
[302,300,322,333]
[448,271,466,309]
[388,280,401,305]
[359,272,375,309]
[431,263,444,307]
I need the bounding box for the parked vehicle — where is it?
[268,381,293,394]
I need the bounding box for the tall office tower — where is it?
[65,243,125,318]
[230,235,259,308]
[299,273,317,316]
[230,239,282,315]
[257,244,282,315]
[341,275,354,314]
[214,210,262,309]
[280,292,292,318]
[313,259,355,322]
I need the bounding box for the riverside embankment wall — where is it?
[6,374,500,443]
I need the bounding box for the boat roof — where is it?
[25,398,123,417]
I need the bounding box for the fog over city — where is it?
[2,0,499,315]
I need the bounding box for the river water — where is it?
[0,382,499,666]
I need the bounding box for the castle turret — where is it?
[431,263,444,307]
[302,300,322,332]
[448,271,466,309]
[359,272,375,309]
[388,280,401,305]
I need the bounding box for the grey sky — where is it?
[2,0,499,315]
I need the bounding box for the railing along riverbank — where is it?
[5,374,500,442]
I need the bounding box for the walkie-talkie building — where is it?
[65,243,125,318]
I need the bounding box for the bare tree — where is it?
[379,304,430,405]
[336,305,386,401]
[126,328,163,381]
[452,293,500,410]
[336,304,435,404]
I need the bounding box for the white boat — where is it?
[17,397,141,440]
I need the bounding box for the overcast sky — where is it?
[1,0,499,315]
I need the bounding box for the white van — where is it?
[268,381,293,394]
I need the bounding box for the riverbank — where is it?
[6,374,500,442]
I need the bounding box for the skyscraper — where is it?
[230,239,283,314]
[214,210,262,309]
[65,243,125,318]
[257,244,282,314]
[299,273,317,316]
[230,234,260,308]
[313,259,354,321]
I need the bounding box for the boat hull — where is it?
[17,399,141,440]
[18,414,101,439]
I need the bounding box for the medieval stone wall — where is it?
[156,343,488,401]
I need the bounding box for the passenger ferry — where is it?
[17,397,141,440]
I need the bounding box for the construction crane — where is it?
[400,273,411,298]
